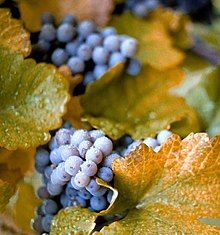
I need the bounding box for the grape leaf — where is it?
[81,63,200,140]
[0,148,35,176]
[0,47,69,150]
[101,133,220,234]
[172,53,220,136]
[110,12,184,70]
[64,96,91,130]
[50,207,98,235]
[18,0,114,32]
[149,7,193,49]
[0,180,15,212]
[12,181,41,234]
[0,9,31,57]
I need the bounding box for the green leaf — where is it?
[172,53,220,136]
[0,47,69,150]
[98,134,220,234]
[0,9,31,57]
[0,180,15,212]
[50,207,98,235]
[81,63,200,140]
[110,12,184,70]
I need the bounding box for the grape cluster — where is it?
[125,0,159,18]
[116,129,173,156]
[33,125,121,234]
[33,12,141,86]
[33,122,172,234]
[123,0,212,19]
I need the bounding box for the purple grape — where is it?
[80,160,98,177]
[97,167,113,182]
[41,214,53,233]
[57,23,76,42]
[90,196,107,211]
[74,172,90,188]
[64,155,83,176]
[78,140,93,158]
[35,148,50,167]
[85,146,103,164]
[94,136,113,156]
[92,46,109,64]
[39,24,56,42]
[59,145,79,161]
[42,199,58,215]
[86,179,100,193]
[77,188,92,200]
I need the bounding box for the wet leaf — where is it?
[110,12,184,70]
[50,207,98,235]
[81,64,200,140]
[64,96,91,130]
[0,8,31,57]
[172,53,220,136]
[0,180,15,212]
[0,47,69,150]
[18,0,114,32]
[93,222,129,235]
[103,133,220,234]
[13,181,41,234]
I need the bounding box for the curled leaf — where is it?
[0,47,69,150]
[110,12,184,70]
[81,64,200,140]
[0,9,31,57]
[18,0,114,32]
[50,207,98,235]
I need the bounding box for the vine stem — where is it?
[191,37,220,65]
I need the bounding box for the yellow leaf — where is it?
[110,12,184,70]
[13,181,41,234]
[0,47,69,150]
[81,64,200,140]
[0,180,15,212]
[50,207,98,235]
[149,7,193,49]
[0,9,31,57]
[105,133,220,234]
[0,148,35,176]
[18,0,114,32]
[64,96,91,130]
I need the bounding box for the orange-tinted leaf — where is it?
[105,133,220,234]
[0,9,31,57]
[18,0,114,32]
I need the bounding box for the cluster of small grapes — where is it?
[33,125,121,234]
[123,0,212,18]
[116,129,173,156]
[125,0,159,18]
[33,12,141,86]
